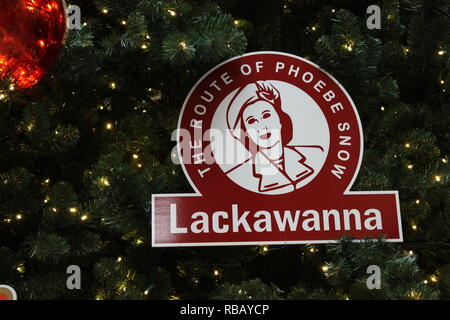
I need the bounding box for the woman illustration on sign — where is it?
[226,81,324,194]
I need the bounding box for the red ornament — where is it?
[0,0,67,89]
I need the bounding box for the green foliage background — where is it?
[0,0,448,299]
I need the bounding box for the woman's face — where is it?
[242,101,282,149]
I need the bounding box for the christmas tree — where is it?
[0,0,448,300]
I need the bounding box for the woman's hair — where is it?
[235,82,293,151]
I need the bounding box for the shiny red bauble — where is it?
[0,0,67,88]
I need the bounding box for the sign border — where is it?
[152,192,403,247]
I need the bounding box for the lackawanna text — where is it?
[170,204,383,234]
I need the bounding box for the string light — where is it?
[0,93,7,101]
[179,41,188,50]
[442,158,448,163]
[171,151,178,160]
[16,264,25,274]
[27,123,35,131]
[311,26,317,31]
[262,246,269,252]
[331,9,336,13]
[322,265,329,272]
[144,290,149,295]
[412,224,418,231]
[110,82,116,89]
[405,143,411,148]
[430,275,438,283]
[132,154,139,159]
[167,9,177,16]
[437,50,445,55]
[423,280,428,284]
[120,20,127,26]
[117,257,123,262]
[106,122,113,130]
[9,84,15,91]
[137,163,143,168]
[434,175,442,182]
[100,177,110,187]
[415,199,420,204]
[141,44,148,50]
[407,164,413,170]
[213,269,220,276]
[16,214,23,220]
[102,8,108,14]
[441,80,445,84]
[380,106,385,111]
[407,290,421,299]
[170,296,180,300]
[52,207,58,212]
[343,40,354,52]
[69,207,77,213]
[80,214,89,221]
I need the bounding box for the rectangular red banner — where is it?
[152,192,402,247]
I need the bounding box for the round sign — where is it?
[178,52,363,199]
[0,285,17,300]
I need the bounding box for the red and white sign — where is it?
[152,51,403,247]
